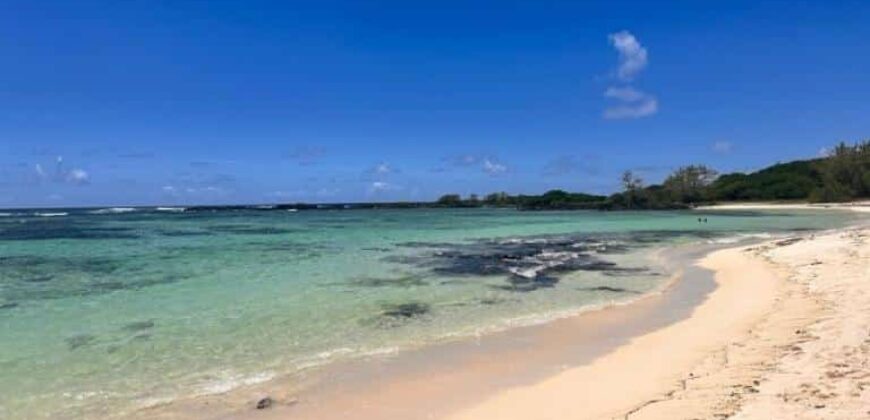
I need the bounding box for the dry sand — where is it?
[449,226,870,420]
[697,201,870,213]
[142,205,870,420]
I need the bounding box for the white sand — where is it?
[448,226,870,419]
[698,201,870,213]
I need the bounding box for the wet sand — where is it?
[141,242,743,419]
[141,222,870,420]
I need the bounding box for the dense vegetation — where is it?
[430,140,870,210]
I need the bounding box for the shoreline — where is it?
[140,239,757,419]
[697,200,870,213]
[450,224,870,419]
[446,240,785,420]
[135,215,869,419]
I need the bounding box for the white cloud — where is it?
[818,147,832,157]
[161,184,226,197]
[367,181,404,196]
[712,141,733,154]
[603,89,658,119]
[370,181,391,192]
[374,162,392,174]
[609,31,648,81]
[482,158,507,175]
[603,31,657,120]
[162,185,179,197]
[66,169,89,185]
[363,162,398,180]
[33,157,90,185]
[34,163,46,179]
[604,86,647,102]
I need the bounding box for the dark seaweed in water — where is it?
[381,302,430,319]
[65,334,96,350]
[0,219,140,241]
[578,286,640,294]
[391,234,645,292]
[24,275,54,283]
[494,274,560,292]
[0,255,188,303]
[349,275,427,288]
[206,224,298,235]
[388,230,726,292]
[158,229,213,237]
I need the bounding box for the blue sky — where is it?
[1,0,868,207]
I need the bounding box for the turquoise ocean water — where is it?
[0,207,861,418]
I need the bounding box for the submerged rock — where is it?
[256,397,274,410]
[381,302,430,319]
[578,286,638,294]
[0,302,19,310]
[65,334,96,350]
[350,275,427,288]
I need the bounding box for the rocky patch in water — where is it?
[0,219,140,241]
[388,234,657,292]
[578,286,640,294]
[122,320,155,332]
[381,302,430,319]
[1,255,189,302]
[65,334,96,350]
[206,224,298,235]
[348,274,427,288]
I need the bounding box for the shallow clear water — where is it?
[0,207,860,418]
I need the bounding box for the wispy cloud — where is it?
[440,154,509,176]
[362,162,399,180]
[603,31,657,120]
[608,31,648,81]
[66,169,90,185]
[603,87,658,119]
[367,181,402,195]
[33,156,90,185]
[372,162,394,175]
[161,184,229,197]
[712,140,733,154]
[482,158,507,175]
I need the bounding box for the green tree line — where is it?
[435,139,870,210]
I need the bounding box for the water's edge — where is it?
[141,236,766,419]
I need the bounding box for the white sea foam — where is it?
[706,232,776,244]
[155,207,186,213]
[89,207,136,214]
[196,371,275,396]
[34,212,68,217]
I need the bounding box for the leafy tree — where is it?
[811,140,870,201]
[662,165,718,203]
[436,194,462,205]
[620,170,644,208]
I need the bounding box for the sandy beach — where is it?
[134,208,868,420]
[448,212,870,419]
